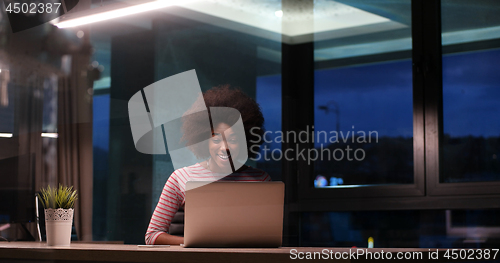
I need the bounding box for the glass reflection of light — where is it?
[330,177,344,186]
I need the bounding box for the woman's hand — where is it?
[153,233,184,245]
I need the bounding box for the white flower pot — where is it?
[44,208,74,246]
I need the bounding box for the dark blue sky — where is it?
[256,76,282,134]
[256,60,414,149]
[256,48,500,150]
[314,59,413,142]
[443,48,500,137]
[93,94,110,151]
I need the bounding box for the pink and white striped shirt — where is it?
[145,163,271,244]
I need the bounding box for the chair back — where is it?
[169,205,184,237]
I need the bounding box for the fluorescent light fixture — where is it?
[55,0,197,28]
[0,133,13,138]
[41,133,59,138]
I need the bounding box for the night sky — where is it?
[256,47,500,150]
[443,48,500,137]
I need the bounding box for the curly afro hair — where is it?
[181,85,265,159]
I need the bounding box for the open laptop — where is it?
[183,181,284,248]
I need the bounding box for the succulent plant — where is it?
[38,185,78,209]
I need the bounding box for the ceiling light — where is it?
[41,133,59,138]
[55,0,198,28]
[275,10,283,18]
[0,133,13,138]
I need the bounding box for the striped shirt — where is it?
[145,163,271,245]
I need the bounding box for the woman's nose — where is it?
[219,140,228,151]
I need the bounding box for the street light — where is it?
[318,100,340,133]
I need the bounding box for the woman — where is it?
[145,85,270,245]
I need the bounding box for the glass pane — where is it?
[92,94,110,241]
[41,76,58,133]
[441,0,500,183]
[0,70,15,137]
[301,209,500,248]
[313,0,413,188]
[255,75,282,180]
[41,76,59,184]
[89,1,282,243]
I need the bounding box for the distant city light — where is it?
[314,175,328,188]
[330,177,344,186]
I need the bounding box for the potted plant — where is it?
[38,185,78,246]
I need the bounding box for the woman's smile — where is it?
[209,122,240,172]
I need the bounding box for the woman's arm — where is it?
[153,233,184,245]
[145,172,183,245]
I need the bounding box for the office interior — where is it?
[0,0,499,250]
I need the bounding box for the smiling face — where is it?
[208,122,241,173]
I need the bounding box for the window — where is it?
[314,61,413,187]
[302,0,418,198]
[255,75,282,180]
[441,0,500,184]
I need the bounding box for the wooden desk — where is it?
[2,242,329,263]
[0,242,496,262]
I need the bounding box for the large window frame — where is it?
[417,0,500,197]
[283,0,500,219]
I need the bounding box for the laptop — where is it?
[183,181,284,248]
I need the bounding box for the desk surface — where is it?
[0,242,480,263]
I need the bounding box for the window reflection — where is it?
[302,209,500,248]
